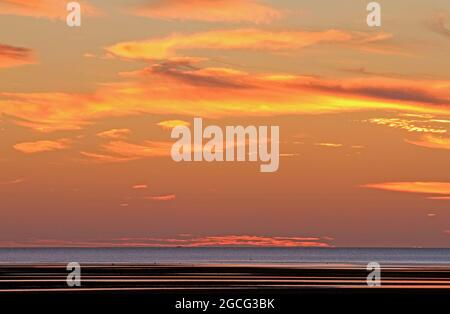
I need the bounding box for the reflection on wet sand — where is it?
[1,263,449,293]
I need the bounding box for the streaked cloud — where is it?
[0,178,24,185]
[405,134,450,151]
[13,138,70,153]
[133,0,282,24]
[132,184,148,189]
[0,0,99,19]
[429,12,450,38]
[106,28,394,61]
[368,117,447,134]
[363,182,450,199]
[82,140,172,163]
[97,128,131,139]
[157,119,191,130]
[145,194,176,201]
[315,142,343,148]
[2,65,450,133]
[80,151,136,163]
[0,234,331,247]
[0,43,34,68]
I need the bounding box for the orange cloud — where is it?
[363,182,450,199]
[2,60,450,133]
[315,143,343,148]
[132,184,148,189]
[13,139,70,153]
[0,43,34,68]
[157,119,191,130]
[429,12,450,38]
[133,0,282,24]
[0,178,24,185]
[82,140,172,163]
[106,28,393,60]
[80,151,136,163]
[97,128,131,139]
[405,134,450,151]
[115,235,331,247]
[0,0,99,19]
[145,194,176,201]
[369,118,448,134]
[0,234,331,247]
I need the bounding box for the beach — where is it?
[0,248,449,311]
[0,261,449,311]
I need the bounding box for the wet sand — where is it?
[0,263,449,311]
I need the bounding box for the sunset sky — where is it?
[0,0,449,247]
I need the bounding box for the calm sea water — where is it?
[0,248,449,264]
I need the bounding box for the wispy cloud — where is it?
[82,140,172,163]
[0,178,24,185]
[315,142,343,148]
[97,128,131,139]
[106,28,395,61]
[133,0,282,24]
[0,43,34,68]
[145,194,176,201]
[363,181,450,199]
[429,12,450,38]
[132,184,148,189]
[0,234,332,247]
[0,0,99,19]
[405,134,450,151]
[13,139,70,153]
[368,117,448,134]
[157,119,191,130]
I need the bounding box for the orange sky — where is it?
[0,0,449,247]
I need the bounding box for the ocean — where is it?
[0,247,449,264]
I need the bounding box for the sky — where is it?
[0,0,449,248]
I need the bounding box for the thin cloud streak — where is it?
[406,135,450,151]
[106,28,396,61]
[0,235,332,248]
[363,181,450,199]
[0,0,99,19]
[133,0,282,24]
[13,139,70,153]
[0,43,34,68]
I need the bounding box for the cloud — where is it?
[0,92,94,131]
[121,61,252,89]
[80,151,137,163]
[429,12,450,38]
[363,182,450,199]
[0,234,332,247]
[82,140,172,163]
[97,128,131,139]
[2,61,450,133]
[0,43,34,68]
[405,134,450,151]
[315,143,343,148]
[0,178,24,185]
[0,0,99,19]
[368,117,447,134]
[145,194,176,201]
[133,0,282,24]
[106,28,394,61]
[157,119,191,130]
[13,139,70,153]
[132,184,148,189]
